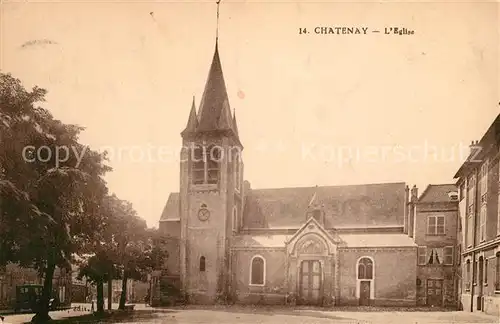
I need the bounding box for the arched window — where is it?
[232,206,238,232]
[191,144,221,185]
[496,253,500,290]
[199,256,206,272]
[357,257,373,280]
[250,255,265,285]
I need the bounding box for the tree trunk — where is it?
[96,280,104,313]
[107,276,112,310]
[31,261,55,323]
[118,271,128,310]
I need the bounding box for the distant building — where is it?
[408,184,460,307]
[71,263,89,303]
[149,40,462,307]
[0,263,72,311]
[454,114,500,316]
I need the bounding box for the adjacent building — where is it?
[150,40,463,307]
[455,114,500,316]
[407,184,460,307]
[0,264,72,311]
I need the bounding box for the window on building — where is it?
[418,247,427,265]
[496,253,500,290]
[192,145,205,185]
[459,183,465,201]
[250,256,265,285]
[457,245,461,265]
[357,258,373,280]
[467,215,473,247]
[199,256,206,272]
[59,286,65,303]
[233,151,241,191]
[480,159,489,195]
[473,260,477,285]
[466,260,471,290]
[480,206,487,242]
[232,206,238,232]
[422,247,453,265]
[444,246,454,265]
[467,175,476,207]
[485,258,488,284]
[207,145,221,184]
[498,195,500,235]
[478,257,484,285]
[427,215,445,235]
[191,144,221,185]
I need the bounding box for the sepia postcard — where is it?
[0,1,499,323]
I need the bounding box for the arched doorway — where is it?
[356,257,374,306]
[299,260,322,305]
[295,235,328,306]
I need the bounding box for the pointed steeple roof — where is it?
[196,43,232,133]
[232,109,240,138]
[181,96,198,136]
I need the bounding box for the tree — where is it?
[77,253,118,313]
[116,227,167,309]
[0,73,111,322]
[109,201,147,310]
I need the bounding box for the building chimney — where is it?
[469,140,479,156]
[410,185,418,203]
[408,185,418,239]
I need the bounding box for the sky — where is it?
[1,0,499,227]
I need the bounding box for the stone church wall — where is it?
[338,247,417,306]
[232,249,287,305]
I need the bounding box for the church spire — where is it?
[216,0,221,44]
[195,0,233,135]
[181,96,198,136]
[232,109,240,138]
[183,0,241,146]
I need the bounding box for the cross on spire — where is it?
[216,0,221,43]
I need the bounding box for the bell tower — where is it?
[178,26,243,303]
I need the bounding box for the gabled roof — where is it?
[454,113,500,179]
[245,182,406,228]
[418,184,458,203]
[159,193,180,221]
[159,182,406,228]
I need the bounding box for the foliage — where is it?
[0,72,165,320]
[0,72,111,322]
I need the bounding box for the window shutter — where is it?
[418,247,427,265]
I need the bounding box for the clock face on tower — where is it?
[198,208,210,221]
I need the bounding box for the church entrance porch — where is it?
[298,260,322,305]
[285,218,339,307]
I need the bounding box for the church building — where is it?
[150,40,460,307]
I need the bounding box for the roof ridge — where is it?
[251,182,406,192]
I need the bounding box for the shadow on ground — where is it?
[22,309,178,324]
